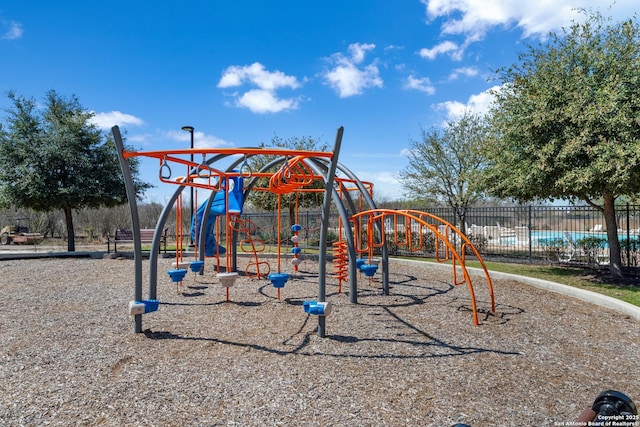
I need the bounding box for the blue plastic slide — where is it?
[190,175,244,257]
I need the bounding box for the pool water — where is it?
[502,231,637,247]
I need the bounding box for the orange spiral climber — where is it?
[332,240,348,293]
[268,156,316,194]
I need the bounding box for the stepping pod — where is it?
[303,301,332,316]
[217,272,239,287]
[268,272,289,288]
[167,268,188,282]
[189,260,204,273]
[128,299,159,315]
[360,264,378,277]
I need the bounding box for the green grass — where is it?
[401,257,640,307]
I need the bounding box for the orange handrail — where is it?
[350,209,495,326]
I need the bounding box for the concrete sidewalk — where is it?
[0,243,105,260]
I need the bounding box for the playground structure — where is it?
[112,125,495,338]
[348,209,495,325]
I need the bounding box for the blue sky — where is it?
[0,1,636,203]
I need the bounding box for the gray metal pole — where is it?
[309,159,359,303]
[112,126,144,333]
[149,190,181,300]
[317,126,343,338]
[331,162,383,298]
[149,153,244,301]
[190,132,194,246]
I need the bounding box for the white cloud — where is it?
[418,40,462,61]
[90,111,144,129]
[126,133,152,144]
[2,21,23,40]
[418,1,638,80]
[196,132,234,149]
[374,171,401,185]
[217,72,242,88]
[356,170,404,200]
[217,62,301,114]
[467,86,501,113]
[384,44,404,53]
[404,75,436,95]
[165,130,233,149]
[436,100,468,120]
[421,0,636,43]
[435,85,501,119]
[323,43,383,98]
[236,89,299,114]
[448,66,479,81]
[352,150,404,159]
[348,43,376,64]
[218,62,300,91]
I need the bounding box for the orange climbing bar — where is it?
[350,209,495,326]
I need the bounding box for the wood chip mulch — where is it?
[1,256,638,426]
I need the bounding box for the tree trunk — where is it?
[457,211,467,235]
[602,194,623,278]
[63,205,75,252]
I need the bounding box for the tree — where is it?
[483,10,640,277]
[398,111,489,232]
[246,135,329,228]
[0,90,151,251]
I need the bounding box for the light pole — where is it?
[181,126,195,245]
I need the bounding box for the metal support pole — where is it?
[317,126,343,338]
[181,126,195,245]
[112,126,144,333]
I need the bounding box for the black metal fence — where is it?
[415,204,640,266]
[240,204,640,267]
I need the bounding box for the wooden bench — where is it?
[107,228,168,253]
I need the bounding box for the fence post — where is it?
[626,203,630,267]
[304,209,309,247]
[528,205,532,263]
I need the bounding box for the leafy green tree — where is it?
[398,111,489,232]
[0,90,151,251]
[246,135,329,228]
[484,10,640,277]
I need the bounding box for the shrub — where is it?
[576,236,608,266]
[544,238,565,261]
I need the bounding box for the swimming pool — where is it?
[506,230,637,247]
